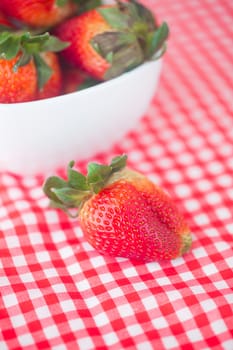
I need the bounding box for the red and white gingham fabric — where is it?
[1,0,233,349]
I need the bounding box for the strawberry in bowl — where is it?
[0,29,68,103]
[0,10,12,27]
[55,0,169,80]
[43,155,192,262]
[0,0,76,28]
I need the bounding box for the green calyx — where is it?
[91,0,169,80]
[56,0,69,6]
[43,154,127,217]
[0,24,12,31]
[77,77,100,91]
[74,0,102,13]
[0,30,69,89]
[56,0,102,12]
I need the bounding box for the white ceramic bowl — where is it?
[0,59,162,175]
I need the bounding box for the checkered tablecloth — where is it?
[1,0,233,349]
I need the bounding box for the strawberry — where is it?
[0,0,76,29]
[0,11,12,28]
[43,155,192,262]
[0,30,67,103]
[54,0,169,80]
[0,53,37,103]
[36,52,62,100]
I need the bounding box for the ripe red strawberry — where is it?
[0,30,67,103]
[0,0,76,28]
[43,155,192,262]
[0,54,37,103]
[54,7,112,80]
[37,52,62,100]
[54,0,169,80]
[0,11,12,27]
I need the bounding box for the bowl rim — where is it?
[0,59,162,108]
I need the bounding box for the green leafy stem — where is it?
[43,155,127,216]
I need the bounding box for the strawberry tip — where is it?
[180,232,192,256]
